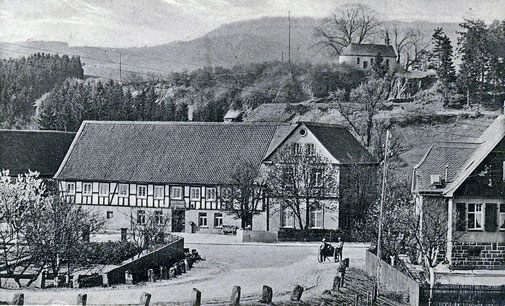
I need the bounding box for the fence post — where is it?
[12,293,24,305]
[102,273,109,287]
[140,292,151,306]
[332,275,341,292]
[230,285,241,305]
[191,288,201,306]
[38,270,46,289]
[290,284,304,301]
[260,285,273,304]
[77,293,87,306]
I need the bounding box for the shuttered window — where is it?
[485,203,498,232]
[456,203,466,231]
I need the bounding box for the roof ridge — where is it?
[82,120,292,126]
[300,122,346,128]
[0,129,76,134]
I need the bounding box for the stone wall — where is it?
[452,242,505,270]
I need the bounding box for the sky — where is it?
[0,0,504,47]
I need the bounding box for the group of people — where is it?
[320,237,347,287]
[320,237,344,261]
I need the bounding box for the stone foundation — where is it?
[452,242,505,270]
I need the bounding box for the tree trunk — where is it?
[305,198,311,230]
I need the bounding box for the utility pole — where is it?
[288,11,291,63]
[375,129,390,299]
[119,54,122,82]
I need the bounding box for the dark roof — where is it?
[340,43,396,58]
[303,123,376,164]
[55,121,293,185]
[414,142,480,192]
[0,130,76,177]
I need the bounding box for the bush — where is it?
[79,241,143,265]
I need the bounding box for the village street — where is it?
[0,237,368,305]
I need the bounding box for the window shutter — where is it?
[456,203,466,231]
[485,203,498,232]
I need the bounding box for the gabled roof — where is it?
[303,123,376,164]
[0,130,76,177]
[54,121,294,185]
[340,43,396,58]
[413,115,505,196]
[413,142,480,193]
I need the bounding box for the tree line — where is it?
[0,53,84,128]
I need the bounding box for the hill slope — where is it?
[0,17,460,79]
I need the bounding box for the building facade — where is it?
[339,43,396,70]
[54,120,375,237]
[412,114,505,270]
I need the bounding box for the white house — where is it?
[54,120,376,238]
[339,43,396,70]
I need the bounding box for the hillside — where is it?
[0,17,460,80]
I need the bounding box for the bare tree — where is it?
[404,28,431,70]
[265,146,339,229]
[128,209,171,252]
[221,161,267,229]
[314,4,381,55]
[331,77,390,148]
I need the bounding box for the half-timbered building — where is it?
[54,120,375,237]
[412,114,505,269]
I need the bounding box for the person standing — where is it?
[335,237,344,261]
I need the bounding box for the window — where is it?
[310,211,323,228]
[356,57,360,65]
[214,212,223,227]
[500,204,505,230]
[154,210,163,225]
[305,143,315,156]
[171,186,183,200]
[99,183,109,196]
[118,184,129,197]
[137,210,146,225]
[370,58,374,65]
[198,212,208,227]
[467,203,483,230]
[386,59,390,66]
[292,143,302,155]
[154,186,164,199]
[137,185,147,199]
[363,61,368,69]
[312,169,323,187]
[281,207,295,228]
[190,187,201,201]
[106,211,113,219]
[206,188,217,201]
[83,183,92,196]
[66,182,75,194]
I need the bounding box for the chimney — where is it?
[385,30,390,46]
[188,104,194,121]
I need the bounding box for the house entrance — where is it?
[172,209,185,232]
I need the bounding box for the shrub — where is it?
[79,241,143,265]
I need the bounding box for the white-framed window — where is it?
[106,211,113,219]
[137,210,146,225]
[305,143,315,156]
[154,210,163,225]
[66,182,75,194]
[467,203,483,230]
[118,184,129,197]
[154,186,164,199]
[214,212,223,227]
[356,57,360,65]
[83,183,92,196]
[500,204,505,230]
[310,210,323,228]
[190,187,201,201]
[206,188,217,201]
[312,169,323,187]
[198,212,208,227]
[292,143,302,155]
[99,183,109,196]
[137,185,147,199]
[281,207,295,228]
[171,186,183,200]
